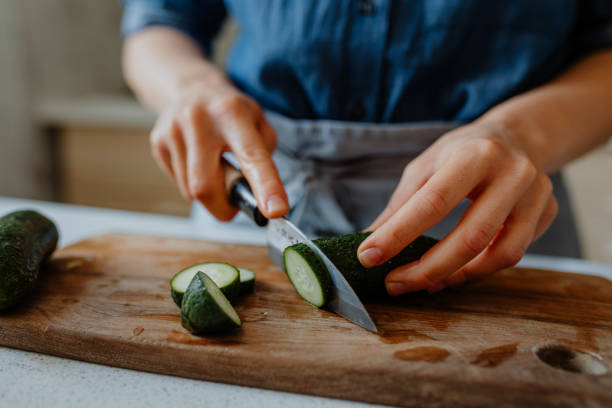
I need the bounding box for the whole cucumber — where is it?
[0,210,59,311]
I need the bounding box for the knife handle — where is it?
[222,156,268,227]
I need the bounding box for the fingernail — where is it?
[358,247,382,267]
[386,282,407,296]
[266,195,286,214]
[427,282,446,294]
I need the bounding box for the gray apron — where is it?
[192,111,582,258]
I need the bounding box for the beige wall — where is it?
[0,1,235,200]
[0,0,42,198]
[0,0,125,199]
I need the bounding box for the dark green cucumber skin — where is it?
[222,275,241,301]
[284,243,332,306]
[288,232,438,298]
[238,268,255,295]
[180,272,241,334]
[239,279,254,296]
[171,288,183,308]
[171,278,239,308]
[0,210,59,311]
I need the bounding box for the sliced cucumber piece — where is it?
[283,244,331,307]
[238,267,255,295]
[180,271,241,334]
[171,262,240,307]
[283,232,439,307]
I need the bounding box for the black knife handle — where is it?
[223,157,268,227]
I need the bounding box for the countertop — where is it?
[0,197,610,408]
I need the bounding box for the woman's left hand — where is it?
[357,120,559,295]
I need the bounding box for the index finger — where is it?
[357,153,489,267]
[220,116,289,218]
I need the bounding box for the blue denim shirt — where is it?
[122,0,612,123]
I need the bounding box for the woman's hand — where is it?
[357,120,558,295]
[150,84,289,221]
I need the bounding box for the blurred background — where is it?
[0,1,611,263]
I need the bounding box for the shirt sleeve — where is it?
[572,0,612,58]
[121,0,227,56]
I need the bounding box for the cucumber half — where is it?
[180,271,242,334]
[238,267,255,295]
[171,262,240,307]
[283,232,439,307]
[283,244,331,307]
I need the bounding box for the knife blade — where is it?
[222,155,378,332]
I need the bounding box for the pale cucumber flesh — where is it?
[238,267,255,283]
[204,274,241,325]
[284,248,325,307]
[172,262,238,293]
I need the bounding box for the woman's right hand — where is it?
[150,84,289,221]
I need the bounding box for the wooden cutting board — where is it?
[1,233,611,407]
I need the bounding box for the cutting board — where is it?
[1,233,611,407]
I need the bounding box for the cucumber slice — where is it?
[238,267,256,295]
[171,262,240,307]
[283,244,331,307]
[180,271,241,334]
[283,232,438,306]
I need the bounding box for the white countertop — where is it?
[0,197,610,407]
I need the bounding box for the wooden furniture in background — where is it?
[37,95,190,216]
[0,233,610,407]
[564,146,612,264]
[56,126,189,216]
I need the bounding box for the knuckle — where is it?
[475,138,504,161]
[514,155,537,183]
[549,196,559,216]
[538,173,553,195]
[447,269,468,286]
[177,105,194,124]
[390,227,411,247]
[150,131,164,151]
[262,124,277,150]
[462,223,495,257]
[499,245,526,267]
[189,179,215,202]
[210,94,246,118]
[164,119,182,144]
[417,188,448,220]
[541,197,559,223]
[237,144,270,164]
[419,272,440,289]
[384,203,398,218]
[185,105,199,120]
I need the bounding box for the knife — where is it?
[222,154,378,332]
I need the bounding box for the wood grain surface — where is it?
[1,233,611,407]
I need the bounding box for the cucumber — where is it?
[283,232,438,305]
[238,267,255,295]
[283,244,331,307]
[180,271,242,334]
[0,210,59,311]
[171,262,240,307]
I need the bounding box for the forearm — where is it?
[479,50,612,173]
[122,26,230,113]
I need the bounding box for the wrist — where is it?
[172,62,235,103]
[476,109,550,171]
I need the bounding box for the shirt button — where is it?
[358,0,376,15]
[349,101,366,121]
